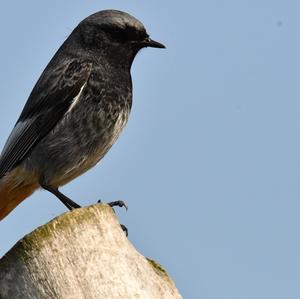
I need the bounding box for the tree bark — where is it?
[0,204,182,299]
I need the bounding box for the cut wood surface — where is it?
[0,203,182,299]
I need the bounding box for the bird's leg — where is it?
[40,179,128,236]
[39,178,81,210]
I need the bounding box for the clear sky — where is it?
[1,1,300,298]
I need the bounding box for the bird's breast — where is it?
[54,85,131,177]
[53,102,130,186]
[23,70,133,186]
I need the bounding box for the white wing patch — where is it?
[67,83,87,114]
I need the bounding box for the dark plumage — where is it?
[0,10,165,219]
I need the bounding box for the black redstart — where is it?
[0,10,165,220]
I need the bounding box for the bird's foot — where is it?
[97,200,128,236]
[97,199,128,211]
[108,200,128,211]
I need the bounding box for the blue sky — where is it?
[1,1,300,298]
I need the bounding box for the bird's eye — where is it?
[108,27,127,42]
[101,25,127,42]
[101,25,147,43]
[126,26,148,41]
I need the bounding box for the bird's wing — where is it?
[0,59,93,178]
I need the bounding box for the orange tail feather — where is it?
[0,183,37,220]
[0,168,38,220]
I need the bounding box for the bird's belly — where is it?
[23,107,130,187]
[56,111,129,186]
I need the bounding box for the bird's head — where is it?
[73,10,165,67]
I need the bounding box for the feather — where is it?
[0,59,92,178]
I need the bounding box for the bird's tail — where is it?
[0,168,38,220]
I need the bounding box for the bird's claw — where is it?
[108,200,128,211]
[120,224,128,237]
[97,200,128,236]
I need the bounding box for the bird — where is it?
[0,10,165,220]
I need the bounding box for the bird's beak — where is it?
[141,37,166,49]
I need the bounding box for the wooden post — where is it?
[0,204,182,299]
